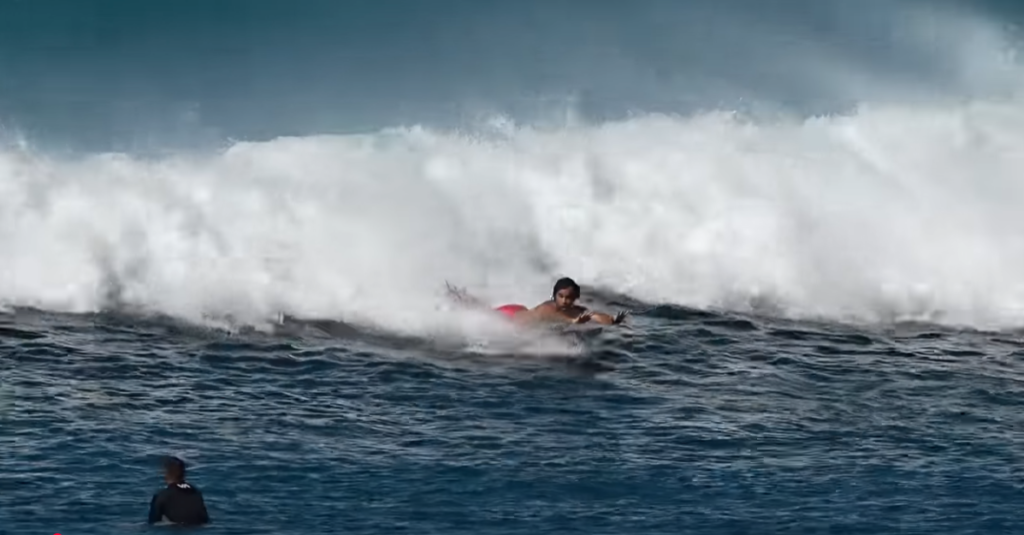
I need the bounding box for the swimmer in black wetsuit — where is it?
[147,456,210,526]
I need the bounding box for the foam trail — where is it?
[5,91,1024,334]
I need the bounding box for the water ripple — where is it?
[4,310,1024,534]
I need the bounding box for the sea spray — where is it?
[3,96,1024,332]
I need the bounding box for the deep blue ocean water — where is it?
[6,306,1024,534]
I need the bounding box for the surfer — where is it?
[147,456,210,526]
[447,278,628,325]
[516,277,628,325]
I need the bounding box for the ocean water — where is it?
[5,0,1024,533]
[6,307,1024,534]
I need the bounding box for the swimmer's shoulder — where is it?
[531,300,557,311]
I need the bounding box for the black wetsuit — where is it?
[148,482,210,525]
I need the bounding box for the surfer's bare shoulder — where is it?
[516,301,587,323]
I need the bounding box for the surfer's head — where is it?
[552,277,581,309]
[162,456,186,484]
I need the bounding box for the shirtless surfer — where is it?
[518,277,628,325]
[448,278,627,325]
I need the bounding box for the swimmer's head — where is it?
[162,456,187,484]
[552,277,581,309]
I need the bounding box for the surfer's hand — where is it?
[573,312,593,324]
[445,282,464,299]
[612,311,629,324]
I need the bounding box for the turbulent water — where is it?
[5,1,1024,534]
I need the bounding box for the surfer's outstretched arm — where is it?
[516,300,628,325]
[445,282,486,307]
[588,310,629,325]
[558,309,628,325]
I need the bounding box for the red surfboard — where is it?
[494,304,528,318]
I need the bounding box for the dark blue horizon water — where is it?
[1,0,1023,152]
[5,307,1024,534]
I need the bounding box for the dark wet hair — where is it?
[162,456,186,482]
[552,277,581,298]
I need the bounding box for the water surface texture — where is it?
[7,309,1024,534]
[5,1,1024,534]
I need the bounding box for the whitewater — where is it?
[4,95,1024,335]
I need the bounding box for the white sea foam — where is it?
[4,92,1024,334]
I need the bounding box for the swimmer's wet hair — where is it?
[553,277,580,297]
[162,456,186,481]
